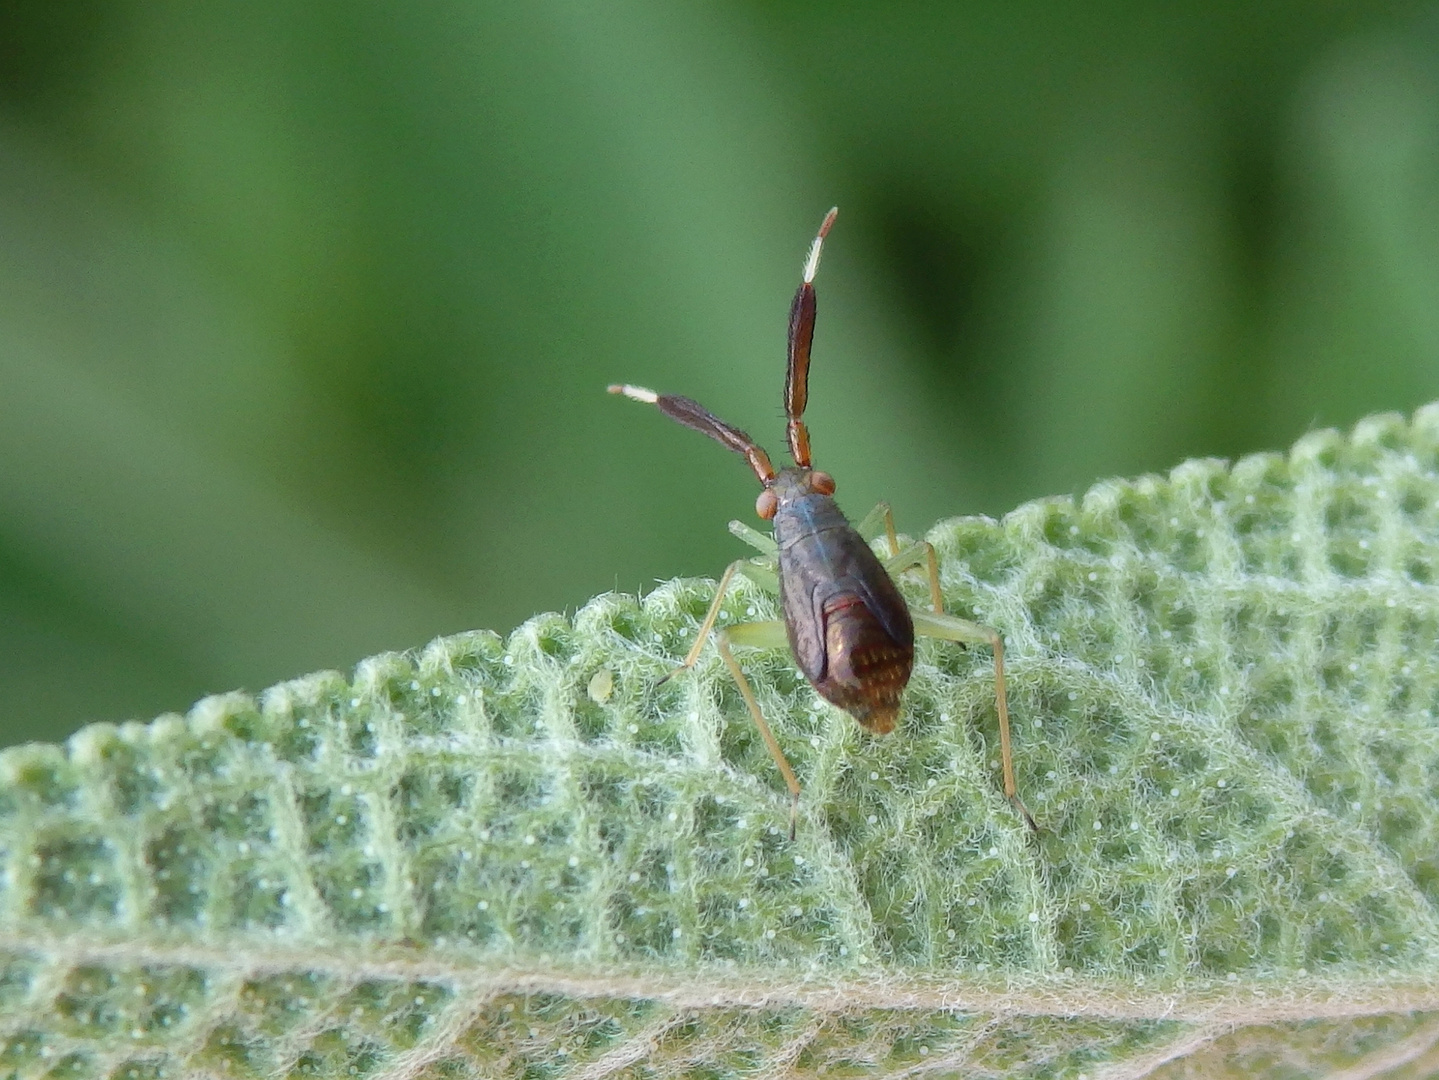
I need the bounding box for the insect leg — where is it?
[717,620,801,837]
[883,540,945,614]
[854,501,901,557]
[860,504,942,604]
[910,609,1037,833]
[733,560,779,593]
[662,559,777,683]
[728,519,779,557]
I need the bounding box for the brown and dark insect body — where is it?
[610,208,1033,836]
[768,467,913,735]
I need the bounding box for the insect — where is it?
[609,208,1034,836]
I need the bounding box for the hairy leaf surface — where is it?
[4,409,1439,1078]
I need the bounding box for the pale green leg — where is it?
[736,561,778,593]
[728,519,778,557]
[912,609,1036,832]
[664,558,777,677]
[719,618,788,649]
[860,507,1034,830]
[854,501,900,556]
[885,540,945,615]
[716,620,802,837]
[661,559,799,834]
[860,503,944,607]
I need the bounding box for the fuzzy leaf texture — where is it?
[6,408,1439,1080]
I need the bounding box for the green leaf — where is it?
[4,406,1439,1079]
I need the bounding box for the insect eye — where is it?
[755,488,778,520]
[810,470,836,495]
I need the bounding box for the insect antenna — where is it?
[784,207,838,468]
[608,384,777,484]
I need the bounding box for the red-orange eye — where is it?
[811,471,836,495]
[755,488,778,520]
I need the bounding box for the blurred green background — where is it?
[1,1,1437,746]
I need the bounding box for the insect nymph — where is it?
[610,209,1033,835]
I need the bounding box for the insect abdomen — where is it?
[816,591,913,733]
[775,494,916,734]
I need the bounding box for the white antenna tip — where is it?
[608,383,658,403]
[802,207,838,284]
